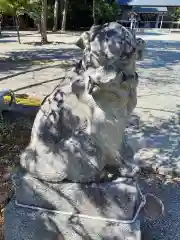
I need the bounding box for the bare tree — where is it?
[93,0,97,25]
[0,13,2,36]
[14,15,21,44]
[61,0,68,31]
[40,0,48,44]
[53,0,59,31]
[60,0,64,13]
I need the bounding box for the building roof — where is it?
[117,0,180,6]
[133,6,168,13]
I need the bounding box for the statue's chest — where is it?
[65,94,127,155]
[90,105,127,156]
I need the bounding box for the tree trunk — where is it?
[41,0,48,44]
[53,0,59,31]
[34,18,41,32]
[60,0,64,13]
[60,0,64,28]
[15,15,21,44]
[92,0,97,25]
[0,14,2,36]
[36,20,41,33]
[61,0,68,32]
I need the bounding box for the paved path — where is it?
[0,31,81,97]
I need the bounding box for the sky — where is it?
[117,0,180,6]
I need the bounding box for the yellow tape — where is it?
[3,96,41,107]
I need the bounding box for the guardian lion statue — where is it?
[4,22,163,240]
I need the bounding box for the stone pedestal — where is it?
[4,172,142,240]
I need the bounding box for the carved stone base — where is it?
[5,198,141,240]
[4,172,142,240]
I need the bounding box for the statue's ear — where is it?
[76,31,90,49]
[89,24,103,42]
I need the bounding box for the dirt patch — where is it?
[0,111,36,240]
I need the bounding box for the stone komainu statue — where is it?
[4,22,163,240]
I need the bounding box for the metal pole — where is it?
[160,15,164,29]
[155,14,160,28]
[177,21,179,29]
[130,18,133,29]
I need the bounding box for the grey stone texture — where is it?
[4,23,162,240]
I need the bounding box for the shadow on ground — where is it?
[13,76,65,92]
[126,112,180,240]
[24,41,75,46]
[0,39,17,43]
[127,111,180,175]
[0,62,69,83]
[0,31,39,38]
[0,110,37,167]
[0,47,81,81]
[137,32,165,36]
[137,39,180,69]
[4,47,81,62]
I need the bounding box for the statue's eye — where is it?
[76,79,81,83]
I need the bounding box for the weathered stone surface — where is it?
[5,22,148,240]
[5,197,141,240]
[13,171,138,220]
[19,22,145,182]
[5,174,141,240]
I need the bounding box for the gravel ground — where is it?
[140,175,180,240]
[0,30,180,240]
